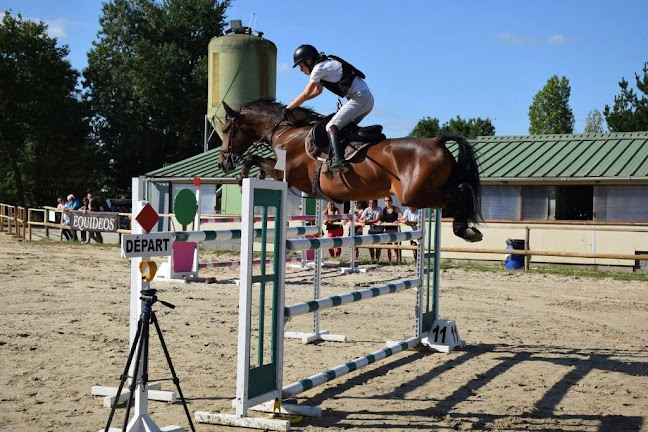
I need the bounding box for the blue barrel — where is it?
[505,239,525,270]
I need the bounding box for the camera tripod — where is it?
[104,289,195,432]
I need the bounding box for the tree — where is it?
[410,116,495,139]
[528,75,574,134]
[603,62,648,132]
[583,109,606,133]
[83,0,230,195]
[0,12,97,207]
[441,116,495,138]
[410,117,441,138]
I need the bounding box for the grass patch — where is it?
[440,260,648,282]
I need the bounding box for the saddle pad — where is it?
[305,115,386,161]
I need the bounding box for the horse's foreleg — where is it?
[249,156,282,180]
[236,157,254,186]
[236,156,280,185]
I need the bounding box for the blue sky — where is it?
[3,0,647,137]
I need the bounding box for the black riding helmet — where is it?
[292,44,319,67]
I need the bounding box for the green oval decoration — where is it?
[175,189,198,226]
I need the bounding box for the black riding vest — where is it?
[315,55,366,98]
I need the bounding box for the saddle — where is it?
[305,114,386,162]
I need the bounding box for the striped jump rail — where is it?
[173,225,320,242]
[286,230,422,252]
[282,336,419,397]
[200,215,342,223]
[284,278,421,320]
[200,257,302,269]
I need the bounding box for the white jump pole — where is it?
[96,176,182,432]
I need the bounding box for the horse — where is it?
[219,98,483,242]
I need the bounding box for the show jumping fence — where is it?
[194,179,463,431]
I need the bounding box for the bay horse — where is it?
[219,98,483,242]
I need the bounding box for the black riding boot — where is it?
[327,130,349,173]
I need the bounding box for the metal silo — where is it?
[206,20,277,140]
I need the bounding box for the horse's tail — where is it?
[440,133,483,225]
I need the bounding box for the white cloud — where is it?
[498,32,524,46]
[22,16,81,40]
[277,63,292,73]
[498,32,568,46]
[42,18,69,39]
[547,34,567,45]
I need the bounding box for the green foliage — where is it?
[528,75,574,134]
[583,109,606,133]
[442,116,495,138]
[83,0,230,195]
[0,12,99,207]
[410,116,495,139]
[603,62,648,132]
[409,117,440,138]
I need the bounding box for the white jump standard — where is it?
[195,179,465,431]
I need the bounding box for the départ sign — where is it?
[121,232,173,258]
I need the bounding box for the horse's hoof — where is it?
[464,227,483,243]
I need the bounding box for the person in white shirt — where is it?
[400,207,420,261]
[285,44,374,174]
[360,199,382,263]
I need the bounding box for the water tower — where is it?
[205,20,277,150]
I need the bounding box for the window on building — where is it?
[555,186,593,220]
[481,186,520,220]
[595,185,648,222]
[521,186,549,220]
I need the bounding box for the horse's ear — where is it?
[223,102,240,120]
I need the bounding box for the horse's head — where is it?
[219,102,257,172]
[219,98,320,172]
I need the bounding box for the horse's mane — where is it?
[242,97,325,126]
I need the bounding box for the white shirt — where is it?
[360,206,381,222]
[309,58,369,98]
[402,208,419,222]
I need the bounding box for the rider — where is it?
[284,44,374,174]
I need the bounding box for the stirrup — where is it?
[328,160,349,174]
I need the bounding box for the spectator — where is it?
[64,194,81,241]
[79,196,90,242]
[400,207,420,261]
[56,197,72,241]
[323,201,343,257]
[85,193,104,244]
[382,197,403,263]
[360,199,382,263]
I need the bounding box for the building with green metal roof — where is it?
[462,131,648,223]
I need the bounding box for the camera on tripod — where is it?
[139,288,175,311]
[140,288,157,302]
[104,287,191,431]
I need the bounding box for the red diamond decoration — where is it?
[136,203,160,233]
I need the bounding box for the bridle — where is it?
[220,108,293,169]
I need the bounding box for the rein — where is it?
[219,101,308,172]
[226,118,294,166]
